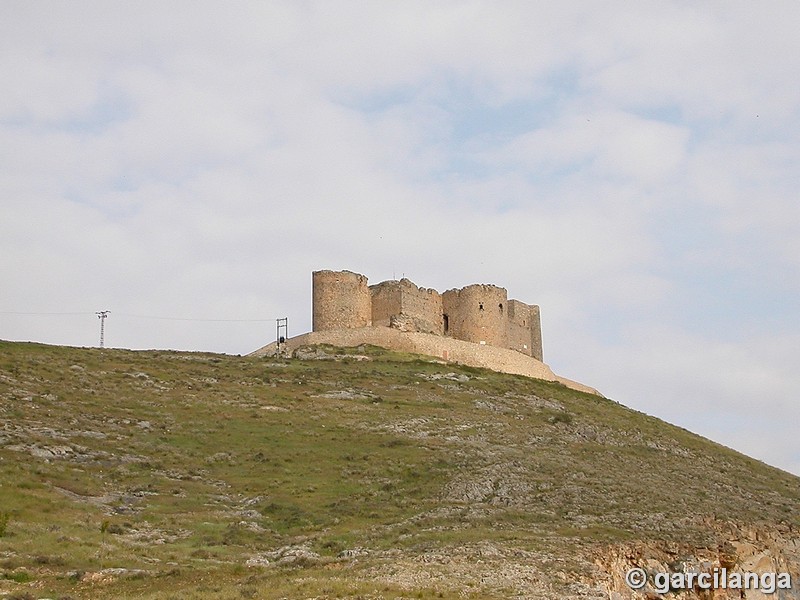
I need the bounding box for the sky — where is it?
[2,2,799,475]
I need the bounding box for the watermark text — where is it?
[625,567,792,595]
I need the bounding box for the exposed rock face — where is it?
[595,522,800,599]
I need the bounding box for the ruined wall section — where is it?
[369,281,402,328]
[529,304,543,362]
[312,270,371,331]
[442,284,508,349]
[396,279,443,335]
[505,300,543,361]
[370,279,443,335]
[506,299,533,357]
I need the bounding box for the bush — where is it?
[3,570,32,583]
[547,411,573,425]
[0,512,10,537]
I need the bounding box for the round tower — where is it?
[312,270,372,331]
[442,284,508,348]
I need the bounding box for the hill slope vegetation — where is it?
[0,341,798,599]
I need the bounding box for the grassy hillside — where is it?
[0,340,798,599]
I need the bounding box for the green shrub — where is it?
[0,512,10,537]
[3,570,32,583]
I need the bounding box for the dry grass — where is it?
[0,340,798,598]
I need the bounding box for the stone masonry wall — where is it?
[442,284,508,349]
[249,327,600,396]
[312,270,372,331]
[260,270,578,390]
[529,304,543,362]
[506,299,534,357]
[369,281,402,328]
[310,270,542,359]
[370,279,443,335]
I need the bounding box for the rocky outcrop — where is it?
[594,521,800,599]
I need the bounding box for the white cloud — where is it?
[585,3,800,122]
[562,326,800,475]
[1,1,798,475]
[480,110,691,188]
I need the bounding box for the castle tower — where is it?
[506,300,544,361]
[312,270,372,331]
[442,284,508,349]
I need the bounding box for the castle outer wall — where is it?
[250,327,600,396]
[312,270,542,361]
[251,270,598,396]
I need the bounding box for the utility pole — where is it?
[276,317,288,357]
[96,311,110,348]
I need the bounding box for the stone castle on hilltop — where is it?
[312,270,543,361]
[251,270,599,396]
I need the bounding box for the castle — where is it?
[312,270,543,361]
[251,270,600,396]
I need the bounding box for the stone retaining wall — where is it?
[250,327,600,396]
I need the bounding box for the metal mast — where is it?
[276,317,288,357]
[96,311,110,348]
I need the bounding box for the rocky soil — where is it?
[0,341,798,599]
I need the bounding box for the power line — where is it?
[0,311,95,316]
[0,311,278,323]
[116,313,279,323]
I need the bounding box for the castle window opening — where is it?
[443,314,449,333]
[499,303,503,313]
[479,302,484,311]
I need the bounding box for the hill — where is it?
[0,340,798,599]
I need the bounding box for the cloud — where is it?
[479,109,691,188]
[1,1,798,476]
[585,3,800,122]
[563,326,800,475]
